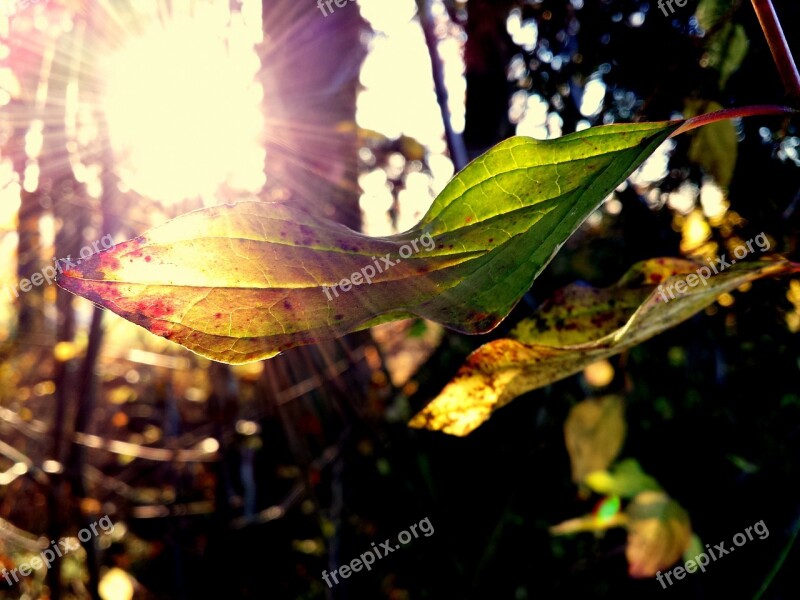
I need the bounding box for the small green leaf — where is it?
[585,459,662,498]
[683,533,706,564]
[695,0,749,89]
[595,495,622,524]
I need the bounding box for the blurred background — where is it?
[0,0,798,598]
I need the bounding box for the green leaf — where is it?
[408,258,799,436]
[685,99,738,187]
[585,459,663,498]
[683,533,705,564]
[695,0,749,89]
[57,122,678,364]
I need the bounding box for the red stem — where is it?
[669,104,797,137]
[751,0,800,104]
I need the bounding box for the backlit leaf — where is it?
[626,490,692,578]
[549,510,627,536]
[564,395,626,485]
[683,533,705,564]
[584,458,662,499]
[550,494,626,536]
[57,122,678,363]
[594,495,622,524]
[695,0,749,89]
[685,99,737,187]
[409,258,799,436]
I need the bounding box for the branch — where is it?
[73,433,220,462]
[418,0,469,170]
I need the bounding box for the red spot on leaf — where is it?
[139,298,176,319]
[85,251,121,272]
[149,320,173,337]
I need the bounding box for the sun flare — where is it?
[102,8,265,204]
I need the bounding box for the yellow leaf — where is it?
[410,258,799,435]
[564,395,626,484]
[626,491,692,578]
[549,511,627,536]
[584,459,662,498]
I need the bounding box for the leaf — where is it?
[685,99,738,187]
[594,494,622,524]
[625,490,692,578]
[695,0,749,89]
[564,395,626,485]
[549,506,627,536]
[550,465,692,578]
[683,533,705,564]
[409,258,799,436]
[584,459,662,499]
[549,495,625,536]
[57,122,679,364]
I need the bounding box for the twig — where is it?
[751,0,800,104]
[752,511,800,600]
[418,0,469,171]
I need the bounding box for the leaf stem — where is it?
[670,104,797,137]
[751,0,800,104]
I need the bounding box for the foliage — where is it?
[409,257,799,435]
[58,122,678,363]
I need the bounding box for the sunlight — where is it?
[356,0,465,235]
[102,8,264,204]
